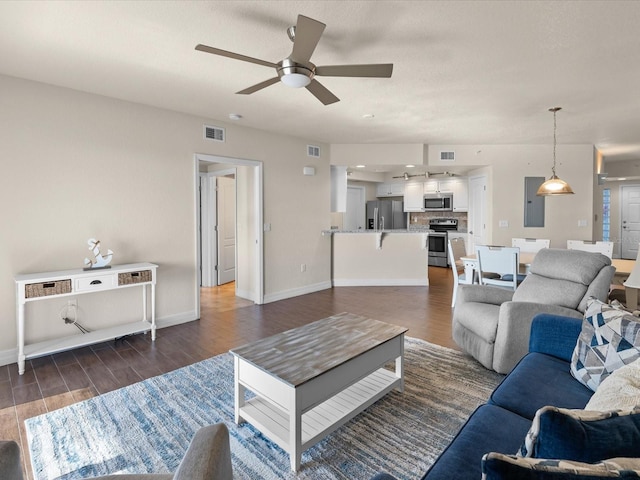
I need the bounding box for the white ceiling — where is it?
[2,0,640,165]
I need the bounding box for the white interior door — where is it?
[345,186,366,230]
[199,174,217,287]
[621,185,640,259]
[469,176,488,252]
[217,175,236,284]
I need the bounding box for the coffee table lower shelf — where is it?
[239,367,399,457]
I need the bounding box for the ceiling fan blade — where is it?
[305,79,339,105]
[236,77,280,95]
[290,15,326,63]
[315,64,394,78]
[195,44,278,69]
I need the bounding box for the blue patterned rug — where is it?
[25,337,503,480]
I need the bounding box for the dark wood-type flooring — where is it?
[1,266,457,479]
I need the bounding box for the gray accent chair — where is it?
[452,248,615,374]
[0,423,233,480]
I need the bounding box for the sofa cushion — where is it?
[518,406,640,461]
[482,453,640,480]
[586,357,640,411]
[420,404,531,480]
[489,353,592,420]
[571,298,640,392]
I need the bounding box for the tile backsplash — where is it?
[410,212,468,232]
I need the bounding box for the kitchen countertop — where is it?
[322,228,432,234]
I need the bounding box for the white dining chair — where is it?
[510,238,550,279]
[475,245,520,291]
[566,240,614,259]
[511,238,550,253]
[448,237,470,307]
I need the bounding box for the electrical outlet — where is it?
[301,264,306,273]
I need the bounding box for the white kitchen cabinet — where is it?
[423,180,439,194]
[442,178,469,212]
[404,182,425,212]
[376,182,405,197]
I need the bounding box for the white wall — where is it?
[0,74,331,357]
[427,144,596,248]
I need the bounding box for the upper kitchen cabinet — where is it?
[439,177,469,212]
[423,180,439,194]
[404,182,425,212]
[376,182,405,197]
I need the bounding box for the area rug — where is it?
[26,337,503,480]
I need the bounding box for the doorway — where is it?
[194,154,264,319]
[620,185,640,259]
[199,170,237,287]
[469,175,488,252]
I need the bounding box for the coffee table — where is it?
[230,312,408,471]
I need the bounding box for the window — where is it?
[602,188,611,242]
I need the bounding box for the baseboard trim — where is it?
[263,281,332,304]
[332,278,429,287]
[0,311,199,368]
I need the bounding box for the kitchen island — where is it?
[322,230,430,286]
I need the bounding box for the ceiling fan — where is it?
[195,14,393,105]
[393,172,427,181]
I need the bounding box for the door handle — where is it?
[90,280,102,285]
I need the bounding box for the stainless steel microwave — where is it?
[424,194,453,211]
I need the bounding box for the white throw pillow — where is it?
[586,357,640,411]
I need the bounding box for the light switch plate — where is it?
[499,220,509,227]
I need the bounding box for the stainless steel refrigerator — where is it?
[366,200,407,230]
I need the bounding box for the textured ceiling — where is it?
[1,0,640,163]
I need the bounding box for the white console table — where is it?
[15,262,157,375]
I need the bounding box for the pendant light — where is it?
[536,107,574,196]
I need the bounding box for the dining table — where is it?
[459,252,633,286]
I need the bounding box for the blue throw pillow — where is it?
[518,406,640,462]
[482,453,640,480]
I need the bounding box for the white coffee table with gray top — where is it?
[230,312,408,471]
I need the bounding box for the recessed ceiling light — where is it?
[356,165,366,168]
[228,113,242,120]
[362,114,375,119]
[406,164,415,168]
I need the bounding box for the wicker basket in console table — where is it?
[15,263,158,375]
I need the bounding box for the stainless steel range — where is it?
[428,218,458,267]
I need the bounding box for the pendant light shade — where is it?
[537,107,574,196]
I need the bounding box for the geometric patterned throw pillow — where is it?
[570,297,640,392]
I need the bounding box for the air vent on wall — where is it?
[307,145,320,158]
[203,125,225,142]
[440,151,455,161]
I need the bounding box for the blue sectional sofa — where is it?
[373,313,617,480]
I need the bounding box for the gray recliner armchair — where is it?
[0,423,233,480]
[452,248,615,374]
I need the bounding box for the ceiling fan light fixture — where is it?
[537,107,574,196]
[280,72,311,88]
[278,59,313,88]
